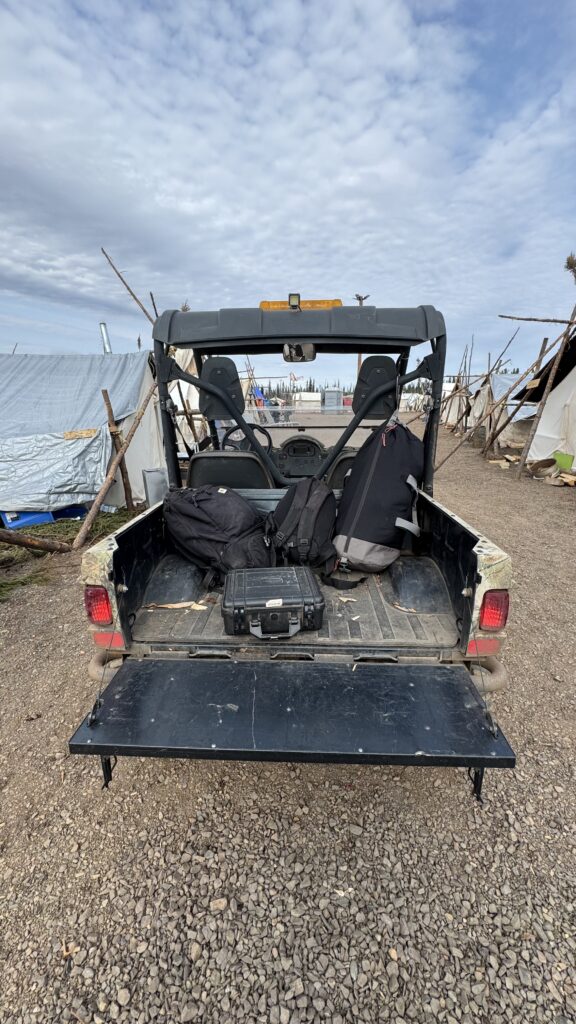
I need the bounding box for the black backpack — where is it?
[266,478,337,573]
[334,422,424,572]
[163,485,272,579]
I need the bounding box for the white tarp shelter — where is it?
[442,380,467,427]
[527,365,576,462]
[400,391,425,412]
[467,373,533,446]
[293,392,322,406]
[513,344,576,464]
[169,350,207,448]
[0,352,165,512]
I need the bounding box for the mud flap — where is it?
[70,660,514,796]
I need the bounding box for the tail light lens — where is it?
[84,585,113,625]
[479,589,509,631]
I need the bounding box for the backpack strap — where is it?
[321,572,367,590]
[395,473,421,537]
[272,478,314,550]
[296,482,330,560]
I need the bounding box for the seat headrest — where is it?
[199,357,245,421]
[352,356,398,420]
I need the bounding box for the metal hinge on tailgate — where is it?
[353,653,399,664]
[396,654,442,664]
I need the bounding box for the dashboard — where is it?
[274,435,327,477]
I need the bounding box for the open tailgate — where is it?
[70,660,514,799]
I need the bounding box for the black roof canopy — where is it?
[514,339,576,403]
[153,304,446,354]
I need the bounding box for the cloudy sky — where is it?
[1,0,575,379]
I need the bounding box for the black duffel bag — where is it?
[334,422,424,572]
[163,485,273,580]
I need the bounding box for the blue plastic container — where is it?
[0,505,87,531]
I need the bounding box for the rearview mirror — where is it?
[283,342,316,362]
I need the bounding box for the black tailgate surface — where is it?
[70,660,515,767]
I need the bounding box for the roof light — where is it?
[259,298,343,311]
[84,585,113,626]
[479,590,509,631]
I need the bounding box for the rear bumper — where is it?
[70,658,515,775]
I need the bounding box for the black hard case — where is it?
[222,567,325,638]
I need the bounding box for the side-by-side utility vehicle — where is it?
[69,301,515,801]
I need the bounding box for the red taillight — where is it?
[84,585,113,625]
[479,589,509,631]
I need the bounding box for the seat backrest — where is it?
[324,451,356,489]
[186,451,274,489]
[353,355,397,420]
[199,357,245,421]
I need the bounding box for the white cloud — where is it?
[0,0,575,375]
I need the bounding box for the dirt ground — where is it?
[0,427,574,1024]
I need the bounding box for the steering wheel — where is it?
[221,423,273,454]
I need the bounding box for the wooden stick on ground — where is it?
[72,384,157,550]
[102,389,135,511]
[434,334,563,472]
[515,305,576,478]
[0,529,71,554]
[101,248,154,324]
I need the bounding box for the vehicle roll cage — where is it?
[154,331,446,496]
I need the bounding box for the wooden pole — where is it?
[101,248,154,324]
[72,384,157,550]
[481,388,537,456]
[448,398,472,434]
[0,528,71,554]
[461,328,518,443]
[149,291,159,317]
[467,338,474,381]
[534,335,550,373]
[434,334,563,472]
[515,306,576,478]
[499,314,576,326]
[489,328,518,375]
[177,381,199,442]
[482,337,548,455]
[102,389,135,511]
[463,341,473,431]
[355,293,368,374]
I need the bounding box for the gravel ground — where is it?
[0,427,575,1024]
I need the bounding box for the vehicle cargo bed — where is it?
[131,552,459,650]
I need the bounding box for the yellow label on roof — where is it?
[259,299,343,311]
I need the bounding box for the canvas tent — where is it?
[0,352,165,512]
[467,373,534,448]
[442,380,469,427]
[400,390,426,412]
[513,341,576,464]
[169,350,207,448]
